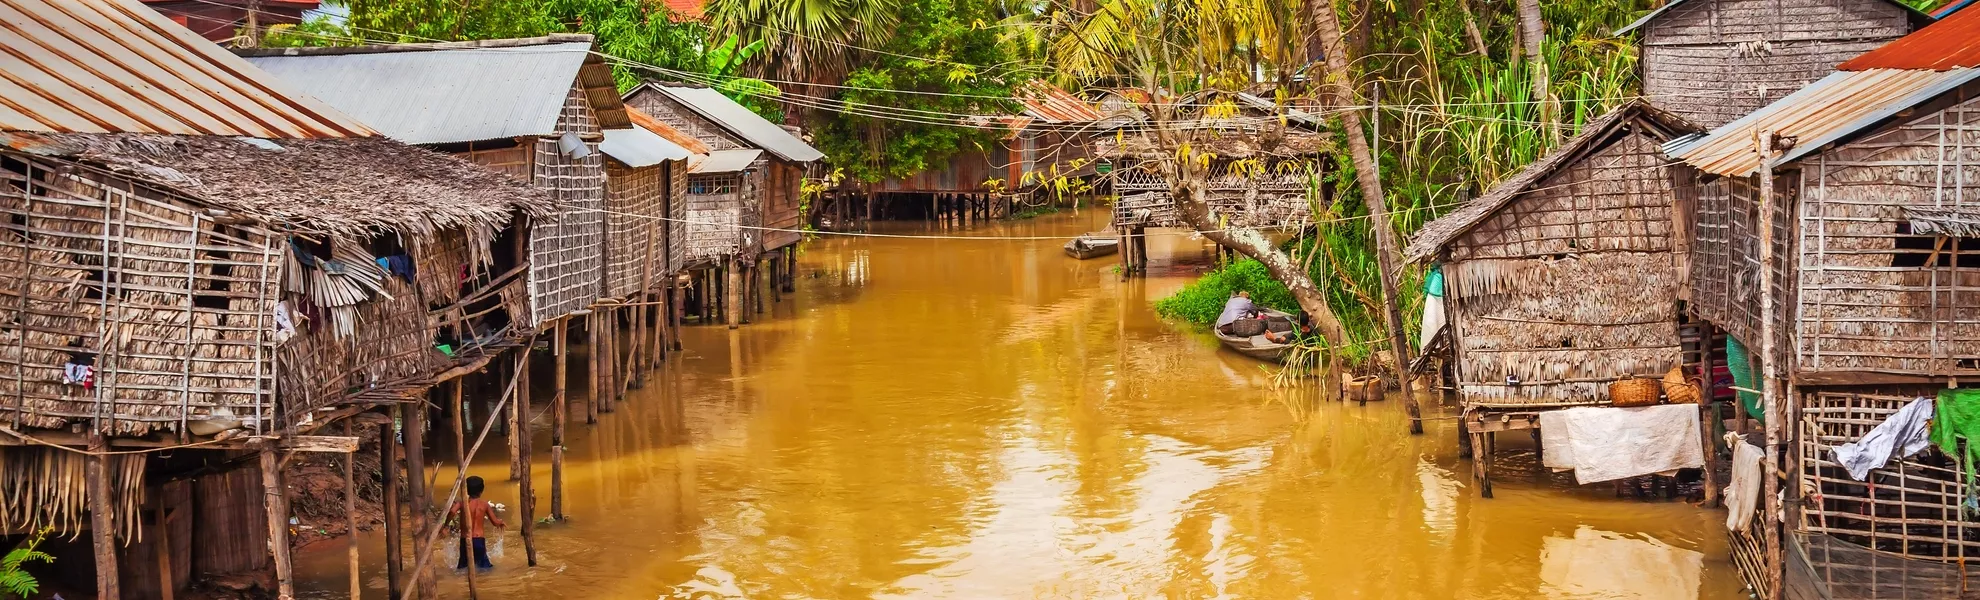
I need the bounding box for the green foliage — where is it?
[345,0,554,42]
[1,527,53,599]
[1155,259,1298,325]
[808,0,1016,184]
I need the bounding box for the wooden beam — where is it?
[515,354,538,567]
[280,435,360,453]
[88,435,120,600]
[155,498,174,600]
[451,381,477,598]
[552,318,568,521]
[404,396,434,600]
[383,408,404,600]
[345,422,361,600]
[260,446,295,600]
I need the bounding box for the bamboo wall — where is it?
[623,90,749,151]
[1111,161,1315,228]
[527,85,608,325]
[1796,97,1980,377]
[679,176,742,269]
[1443,132,1684,406]
[1640,0,1912,129]
[604,161,665,298]
[0,154,280,436]
[1797,389,1977,562]
[1684,169,1797,367]
[667,162,687,275]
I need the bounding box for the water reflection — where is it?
[292,211,1742,599]
[1540,527,1704,599]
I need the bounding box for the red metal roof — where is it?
[1016,80,1103,123]
[661,0,703,21]
[1839,3,1980,70]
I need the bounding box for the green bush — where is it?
[1154,259,1299,325]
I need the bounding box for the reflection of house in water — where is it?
[1663,5,1980,597]
[1540,527,1704,599]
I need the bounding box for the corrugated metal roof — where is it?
[1667,68,1980,176]
[689,149,761,174]
[636,83,824,163]
[600,127,688,167]
[1235,92,1326,128]
[628,106,710,154]
[0,0,370,137]
[1838,3,1980,70]
[1616,0,1928,35]
[1017,80,1103,123]
[243,41,596,145]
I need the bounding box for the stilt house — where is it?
[1666,8,1980,597]
[598,110,693,302]
[1402,102,1700,496]
[243,35,633,328]
[860,80,1105,221]
[0,2,548,598]
[1616,0,1934,129]
[1102,91,1330,232]
[623,82,824,326]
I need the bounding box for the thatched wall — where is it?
[668,162,687,275]
[1111,160,1316,228]
[1640,0,1913,129]
[680,176,742,269]
[1441,131,1685,406]
[0,156,280,436]
[604,161,664,298]
[623,88,750,151]
[527,85,608,325]
[1795,96,1980,377]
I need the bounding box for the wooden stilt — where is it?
[615,306,632,401]
[383,408,404,600]
[586,314,600,425]
[784,247,797,294]
[753,260,765,315]
[551,318,567,521]
[770,256,781,304]
[1470,431,1494,498]
[88,434,121,600]
[515,353,538,567]
[506,349,520,481]
[726,256,743,329]
[260,445,296,600]
[345,422,362,600]
[1699,321,1723,508]
[670,280,684,351]
[404,395,434,600]
[450,381,477,598]
[155,489,175,600]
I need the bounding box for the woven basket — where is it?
[1609,376,1663,408]
[1224,319,1267,337]
[1661,366,1701,405]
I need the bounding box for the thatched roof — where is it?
[2,132,550,237]
[1403,102,1697,263]
[1094,128,1332,160]
[1905,206,1980,237]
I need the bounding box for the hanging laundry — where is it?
[1929,388,1980,490]
[1536,405,1705,484]
[1724,435,1764,531]
[62,349,95,390]
[272,301,298,343]
[1830,396,1933,481]
[375,255,416,282]
[1726,338,1763,422]
[1418,264,1446,352]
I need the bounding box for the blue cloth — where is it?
[1424,264,1444,297]
[1215,296,1256,327]
[456,537,492,570]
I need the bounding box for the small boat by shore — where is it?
[1064,234,1119,260]
[1214,308,1297,362]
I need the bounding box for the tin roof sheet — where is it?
[1666,68,1980,176]
[689,148,761,174]
[634,83,823,162]
[1838,3,1980,70]
[243,39,610,145]
[1016,80,1103,123]
[0,0,370,137]
[627,106,710,154]
[600,127,688,167]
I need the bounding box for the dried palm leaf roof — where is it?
[1094,128,1332,160]
[1404,102,1698,263]
[2,132,550,237]
[1904,206,1980,237]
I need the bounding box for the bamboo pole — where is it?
[397,355,523,600]
[383,407,404,599]
[670,280,684,351]
[89,434,120,600]
[586,314,600,425]
[259,445,294,600]
[1699,322,1723,509]
[1757,131,1784,600]
[155,490,173,600]
[345,421,361,600]
[602,308,618,411]
[726,256,743,329]
[450,381,476,598]
[515,352,538,566]
[404,395,434,600]
[551,319,567,521]
[507,347,520,481]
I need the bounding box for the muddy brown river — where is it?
[295,211,1743,598]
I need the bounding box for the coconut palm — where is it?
[703,0,902,98]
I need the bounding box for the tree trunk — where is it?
[1517,0,1559,143]
[1310,0,1421,433]
[1457,0,1491,56]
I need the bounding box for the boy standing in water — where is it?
[450,476,504,570]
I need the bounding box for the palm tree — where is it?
[703,0,902,121]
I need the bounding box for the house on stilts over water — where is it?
[1664,5,1980,597]
[0,0,552,597]
[623,81,824,329]
[1101,90,1331,276]
[1403,102,1709,499]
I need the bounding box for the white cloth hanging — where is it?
[1537,405,1705,484]
[1725,435,1764,531]
[1830,396,1934,481]
[1418,294,1446,352]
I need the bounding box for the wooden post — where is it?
[259,446,295,600]
[753,260,765,316]
[155,491,174,600]
[450,381,476,597]
[506,350,520,481]
[599,309,615,412]
[404,396,434,600]
[770,256,782,304]
[726,256,743,329]
[88,435,120,600]
[1756,131,1784,600]
[670,280,684,351]
[551,319,567,521]
[1699,321,1723,509]
[784,247,797,294]
[344,422,361,600]
[514,352,538,566]
[586,314,600,425]
[383,408,404,599]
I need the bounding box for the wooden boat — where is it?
[1214,308,1297,362]
[1064,235,1119,259]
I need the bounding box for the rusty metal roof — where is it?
[1838,3,1980,70]
[1016,80,1103,124]
[1666,68,1980,176]
[0,0,371,137]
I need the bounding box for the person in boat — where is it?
[1215,291,1258,335]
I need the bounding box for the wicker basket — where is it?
[1610,376,1663,408]
[1224,319,1267,337]
[1662,366,1701,405]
